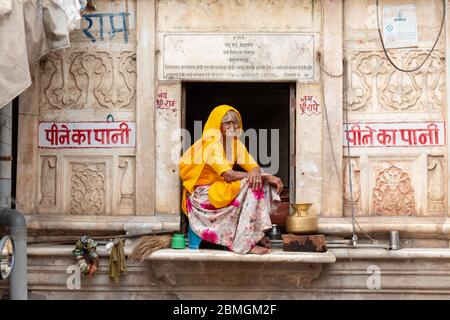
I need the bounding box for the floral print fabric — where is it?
[187,177,280,254]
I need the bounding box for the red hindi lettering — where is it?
[71,129,92,145]
[93,128,112,145]
[376,129,398,146]
[45,124,59,146]
[345,125,362,146]
[58,124,71,145]
[399,129,419,146]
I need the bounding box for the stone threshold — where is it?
[148,249,336,263]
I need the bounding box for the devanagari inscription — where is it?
[39,122,136,149]
[343,122,445,147]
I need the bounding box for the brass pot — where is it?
[286,203,318,234]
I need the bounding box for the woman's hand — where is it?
[263,175,283,194]
[248,167,262,190]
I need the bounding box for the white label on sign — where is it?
[382,4,418,49]
[161,33,316,81]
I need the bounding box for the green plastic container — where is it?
[171,234,186,249]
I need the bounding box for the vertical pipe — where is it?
[0,209,27,300]
[9,213,27,300]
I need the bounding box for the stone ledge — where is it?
[25,213,180,234]
[147,249,336,263]
[27,245,335,263]
[29,246,450,262]
[331,248,450,260]
[319,217,450,238]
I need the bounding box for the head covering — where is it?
[179,105,242,193]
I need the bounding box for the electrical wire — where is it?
[376,0,446,73]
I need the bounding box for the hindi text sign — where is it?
[344,122,446,147]
[39,122,136,149]
[162,33,315,81]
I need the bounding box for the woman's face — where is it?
[221,112,240,138]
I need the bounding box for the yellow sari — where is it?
[179,105,259,214]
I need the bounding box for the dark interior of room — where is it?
[185,82,291,187]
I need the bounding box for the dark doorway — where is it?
[184,82,291,187]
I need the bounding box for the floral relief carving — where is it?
[40,51,136,111]
[72,53,108,107]
[40,53,83,109]
[345,51,445,112]
[428,156,446,213]
[405,52,445,110]
[373,165,416,216]
[343,157,361,216]
[118,157,135,209]
[40,156,57,206]
[69,163,106,215]
[95,51,136,109]
[379,65,420,110]
[345,52,391,111]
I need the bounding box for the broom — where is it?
[127,234,173,263]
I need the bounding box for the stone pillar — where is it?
[155,81,182,214]
[16,65,39,215]
[295,83,322,216]
[322,0,344,217]
[444,0,450,238]
[135,0,156,215]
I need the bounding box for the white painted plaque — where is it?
[161,33,315,81]
[382,4,418,49]
[39,121,136,149]
[343,122,446,148]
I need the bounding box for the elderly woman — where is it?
[179,105,283,255]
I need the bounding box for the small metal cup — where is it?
[268,224,282,241]
[390,231,400,250]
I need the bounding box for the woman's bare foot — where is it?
[258,236,271,249]
[249,245,270,255]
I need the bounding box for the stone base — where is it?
[2,245,450,299]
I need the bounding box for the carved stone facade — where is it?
[40,51,136,111]
[343,0,447,218]
[428,156,446,214]
[10,0,450,301]
[343,157,361,216]
[372,165,416,216]
[345,51,445,112]
[30,1,138,217]
[39,156,57,207]
[118,156,135,213]
[69,162,106,215]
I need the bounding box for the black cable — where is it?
[376,0,446,73]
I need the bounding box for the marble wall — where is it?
[14,0,450,239]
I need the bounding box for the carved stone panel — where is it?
[343,157,361,216]
[67,161,108,215]
[372,163,416,216]
[39,156,57,208]
[40,51,136,111]
[118,157,135,213]
[428,156,446,215]
[345,51,444,112]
